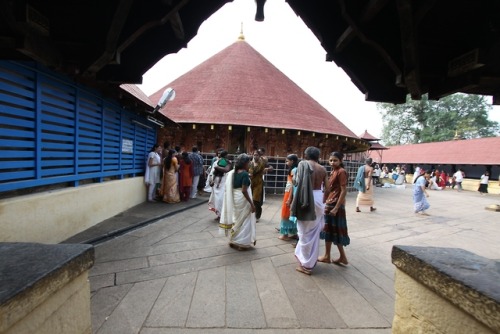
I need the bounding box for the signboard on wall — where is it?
[122,138,133,154]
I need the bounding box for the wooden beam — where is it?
[84,0,134,76]
[169,12,185,40]
[335,0,390,52]
[116,0,190,57]
[337,0,402,84]
[397,0,421,99]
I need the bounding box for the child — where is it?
[211,150,228,188]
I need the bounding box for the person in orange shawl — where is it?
[278,154,299,240]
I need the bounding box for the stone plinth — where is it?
[391,245,499,334]
[0,243,94,334]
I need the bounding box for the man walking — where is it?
[290,146,328,275]
[453,168,464,192]
[189,146,204,199]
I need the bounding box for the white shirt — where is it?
[453,171,463,182]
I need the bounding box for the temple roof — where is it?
[378,137,500,165]
[359,130,380,141]
[1,1,499,105]
[369,142,388,150]
[150,40,358,138]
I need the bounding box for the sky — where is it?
[139,0,500,140]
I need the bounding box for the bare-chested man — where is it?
[291,146,328,275]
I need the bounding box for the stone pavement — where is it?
[86,186,500,334]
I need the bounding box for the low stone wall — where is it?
[0,177,146,243]
[0,243,94,334]
[391,245,499,333]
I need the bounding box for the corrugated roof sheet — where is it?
[379,137,500,165]
[151,40,357,138]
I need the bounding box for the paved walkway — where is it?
[86,186,500,333]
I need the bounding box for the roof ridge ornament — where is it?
[238,22,245,41]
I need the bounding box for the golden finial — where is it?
[238,22,245,41]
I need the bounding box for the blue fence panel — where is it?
[0,61,157,193]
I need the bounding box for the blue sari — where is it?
[413,176,430,213]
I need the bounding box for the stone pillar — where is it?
[391,245,499,333]
[0,243,94,334]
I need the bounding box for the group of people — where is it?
[411,167,466,192]
[212,146,351,276]
[147,144,498,277]
[144,143,205,204]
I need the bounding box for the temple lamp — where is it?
[150,87,175,114]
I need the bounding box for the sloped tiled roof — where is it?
[151,40,357,138]
[120,84,154,107]
[359,130,380,141]
[379,137,500,165]
[369,142,388,150]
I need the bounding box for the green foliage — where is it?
[378,93,499,145]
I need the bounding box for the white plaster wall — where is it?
[0,177,146,244]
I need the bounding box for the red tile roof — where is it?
[151,40,358,138]
[120,84,153,107]
[378,137,500,165]
[369,142,388,150]
[359,130,380,141]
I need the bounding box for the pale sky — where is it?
[139,0,500,140]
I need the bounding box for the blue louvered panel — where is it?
[77,96,103,174]
[120,114,135,170]
[134,127,149,169]
[0,61,156,193]
[0,171,35,182]
[38,77,76,178]
[0,62,37,186]
[101,105,121,171]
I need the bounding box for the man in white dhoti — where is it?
[291,147,328,275]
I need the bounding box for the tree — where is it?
[378,93,499,145]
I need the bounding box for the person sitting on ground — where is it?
[428,175,443,190]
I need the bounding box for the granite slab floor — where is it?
[89,185,500,334]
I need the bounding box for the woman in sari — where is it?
[278,154,298,240]
[178,151,194,201]
[413,170,430,215]
[160,149,180,203]
[208,150,231,220]
[354,158,376,212]
[144,144,162,202]
[219,153,256,250]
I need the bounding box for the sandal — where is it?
[295,266,311,275]
[370,207,376,212]
[356,208,361,212]
[332,259,348,266]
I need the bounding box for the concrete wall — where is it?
[393,269,495,334]
[0,177,146,244]
[0,243,94,334]
[3,273,92,334]
[392,245,500,334]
